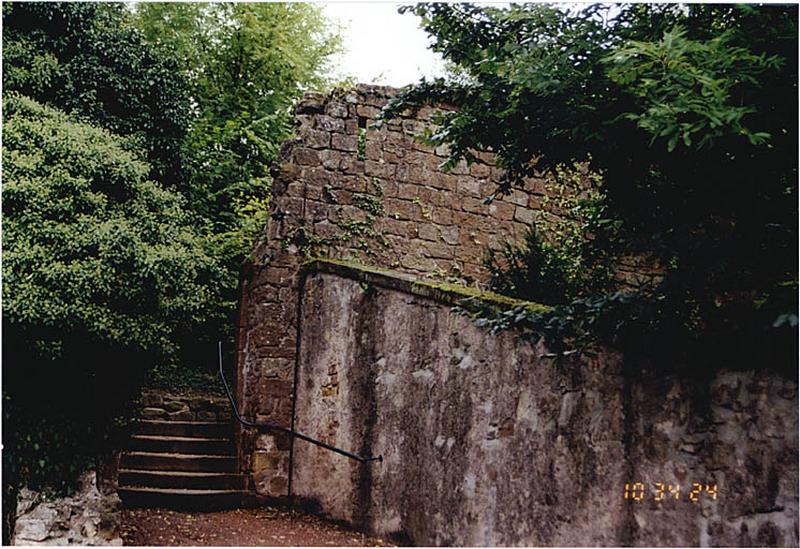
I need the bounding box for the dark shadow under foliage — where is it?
[2,332,146,544]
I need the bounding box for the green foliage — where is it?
[606,25,781,150]
[3,94,224,359]
[134,3,343,347]
[2,2,192,185]
[1,3,343,518]
[287,179,389,258]
[135,3,341,248]
[388,4,798,369]
[144,364,221,394]
[2,94,226,498]
[486,163,620,305]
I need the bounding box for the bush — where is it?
[2,94,225,508]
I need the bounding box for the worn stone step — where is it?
[133,420,231,439]
[118,487,251,510]
[120,452,237,473]
[128,435,232,455]
[118,469,247,490]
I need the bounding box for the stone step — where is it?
[118,487,251,510]
[120,452,237,473]
[133,420,232,439]
[118,469,247,491]
[128,435,232,455]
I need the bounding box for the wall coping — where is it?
[302,258,551,313]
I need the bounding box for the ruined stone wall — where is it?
[138,389,230,422]
[236,84,559,497]
[291,261,799,547]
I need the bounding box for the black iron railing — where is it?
[217,342,382,464]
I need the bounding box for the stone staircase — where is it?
[118,390,251,510]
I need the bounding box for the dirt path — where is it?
[121,507,395,546]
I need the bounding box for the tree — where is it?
[2,2,193,187]
[136,3,341,242]
[386,4,798,368]
[2,93,226,511]
[134,3,342,353]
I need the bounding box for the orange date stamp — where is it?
[624,482,718,503]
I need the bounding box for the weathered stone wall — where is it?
[138,389,231,422]
[236,84,564,497]
[291,261,799,547]
[12,471,122,546]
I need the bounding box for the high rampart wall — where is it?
[235,84,559,496]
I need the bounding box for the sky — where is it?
[323,2,446,88]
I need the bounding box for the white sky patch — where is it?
[323,2,446,88]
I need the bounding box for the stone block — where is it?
[440,226,460,245]
[514,206,535,225]
[325,101,349,118]
[457,178,481,197]
[365,142,383,161]
[356,105,381,119]
[315,115,345,132]
[365,160,395,178]
[163,400,188,413]
[399,253,439,272]
[140,393,162,407]
[296,94,325,114]
[140,407,167,420]
[417,187,446,207]
[319,150,343,170]
[431,208,454,226]
[168,410,195,421]
[423,240,455,260]
[462,197,488,215]
[331,134,358,152]
[294,148,320,166]
[469,162,492,179]
[302,129,331,149]
[429,171,458,191]
[509,189,528,206]
[384,198,416,221]
[345,119,359,135]
[397,182,419,200]
[418,224,439,242]
[340,157,365,175]
[488,201,515,221]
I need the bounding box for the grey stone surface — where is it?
[291,271,799,547]
[12,471,122,546]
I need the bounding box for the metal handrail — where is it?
[217,342,382,464]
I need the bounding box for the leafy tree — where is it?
[2,94,226,521]
[387,4,798,368]
[136,3,340,240]
[2,2,193,186]
[134,3,342,353]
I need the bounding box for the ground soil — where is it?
[121,507,395,546]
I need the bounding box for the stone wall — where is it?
[290,261,799,547]
[138,389,231,422]
[236,84,566,497]
[12,471,122,546]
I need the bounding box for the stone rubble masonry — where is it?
[12,470,123,546]
[292,262,798,546]
[138,389,231,423]
[235,84,570,499]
